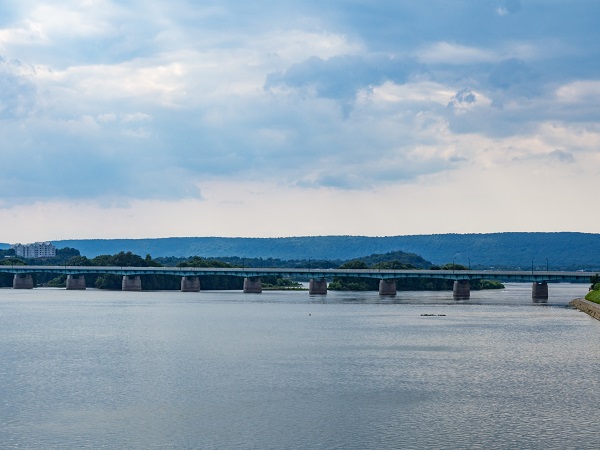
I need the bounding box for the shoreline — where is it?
[570,298,600,321]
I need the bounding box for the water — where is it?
[1,284,599,449]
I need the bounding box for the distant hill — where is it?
[356,250,432,269]
[12,232,592,270]
[153,249,434,270]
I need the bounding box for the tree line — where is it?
[327,260,504,291]
[0,250,298,290]
[1,248,503,291]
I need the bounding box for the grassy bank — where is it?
[585,289,600,304]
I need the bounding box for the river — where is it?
[1,284,598,449]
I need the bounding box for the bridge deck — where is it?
[0,266,596,283]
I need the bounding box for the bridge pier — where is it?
[532,281,548,299]
[243,277,262,293]
[453,280,470,299]
[309,278,328,295]
[66,274,86,290]
[13,274,34,289]
[181,276,201,292]
[379,279,397,296]
[122,275,142,291]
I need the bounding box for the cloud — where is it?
[556,80,600,104]
[417,42,498,65]
[488,58,538,91]
[0,0,599,239]
[453,89,477,104]
[369,80,455,106]
[0,56,37,118]
[549,149,575,163]
[447,88,483,114]
[496,0,522,16]
[265,54,416,101]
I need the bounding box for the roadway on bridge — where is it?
[0,265,596,283]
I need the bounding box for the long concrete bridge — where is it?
[1,266,596,299]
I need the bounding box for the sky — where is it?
[1,0,599,243]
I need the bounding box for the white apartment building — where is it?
[11,242,57,258]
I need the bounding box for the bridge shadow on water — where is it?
[247,283,585,308]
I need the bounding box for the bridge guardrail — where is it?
[0,266,596,283]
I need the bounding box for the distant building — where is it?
[11,242,57,259]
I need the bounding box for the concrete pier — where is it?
[379,279,397,296]
[309,278,328,295]
[532,281,548,299]
[453,280,470,299]
[181,276,201,292]
[13,274,34,289]
[66,274,86,290]
[243,277,262,293]
[122,275,142,291]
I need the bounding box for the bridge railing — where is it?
[0,266,596,283]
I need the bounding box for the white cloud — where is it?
[1,164,598,243]
[417,42,498,65]
[29,2,116,38]
[260,29,364,65]
[556,80,600,104]
[0,20,45,47]
[1,0,599,238]
[370,80,454,105]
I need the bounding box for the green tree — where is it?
[0,258,26,287]
[177,257,243,290]
[95,274,123,290]
[339,260,369,269]
[440,263,468,271]
[372,260,415,270]
[328,260,377,291]
[56,247,81,260]
[0,248,16,258]
[68,256,92,266]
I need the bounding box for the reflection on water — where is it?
[0,283,598,449]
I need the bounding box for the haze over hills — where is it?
[2,233,598,270]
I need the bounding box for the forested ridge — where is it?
[2,232,599,270]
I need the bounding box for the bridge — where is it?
[1,266,596,299]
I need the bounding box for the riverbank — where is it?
[570,298,600,321]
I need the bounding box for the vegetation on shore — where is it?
[328,261,504,292]
[8,246,574,293]
[585,275,600,304]
[262,278,304,290]
[1,250,311,290]
[2,248,506,292]
[586,290,600,303]
[0,257,27,287]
